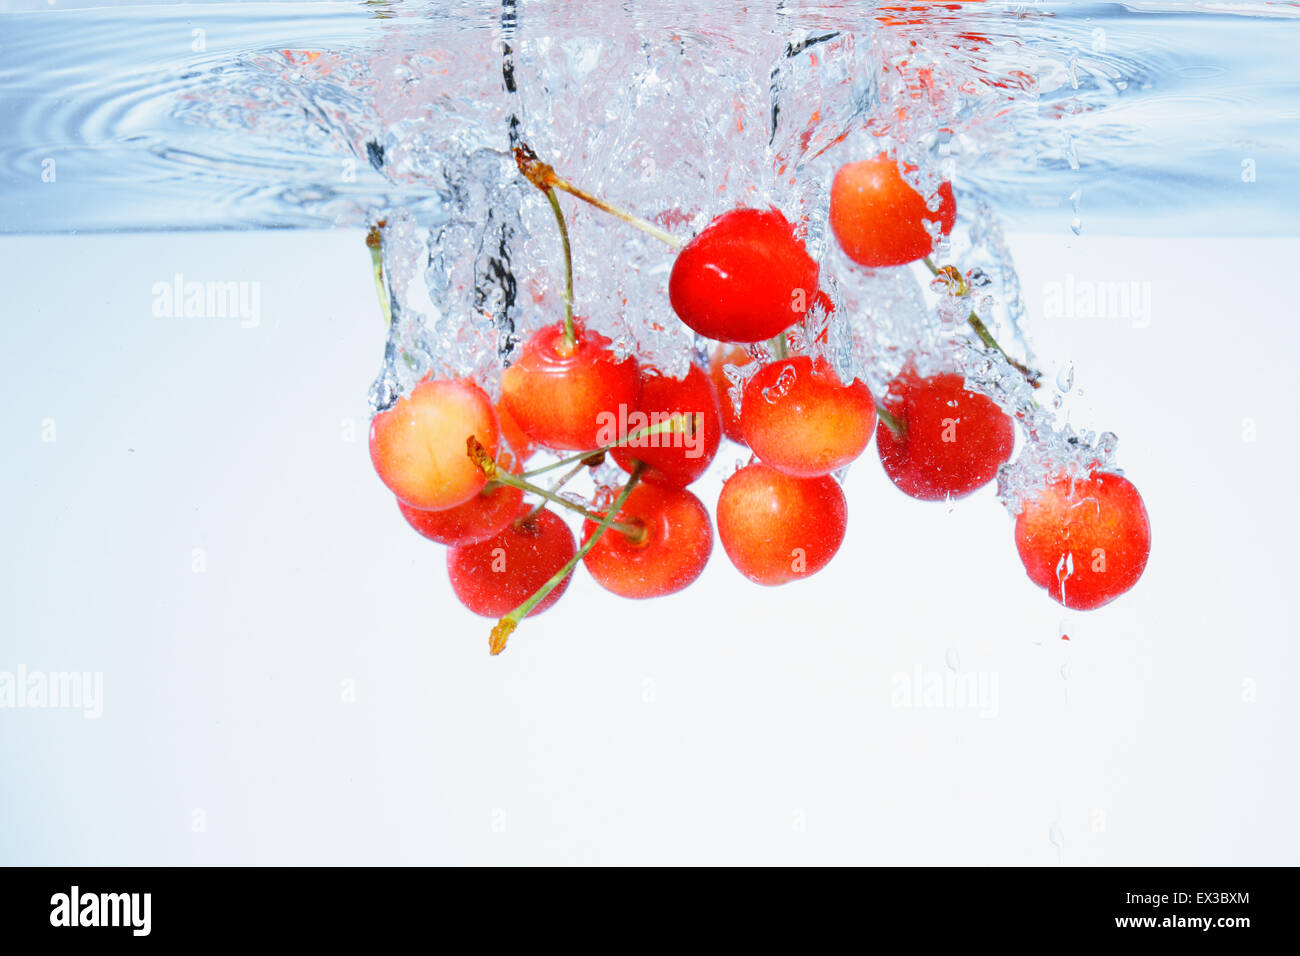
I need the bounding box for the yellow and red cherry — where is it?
[741,356,876,477]
[500,320,641,452]
[581,483,713,599]
[495,399,537,464]
[397,453,525,547]
[708,345,751,447]
[716,463,847,586]
[369,377,499,511]
[829,154,957,267]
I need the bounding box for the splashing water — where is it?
[4,0,1299,511]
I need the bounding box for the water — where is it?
[3,2,1297,868]
[3,0,1298,497]
[3,1,1297,235]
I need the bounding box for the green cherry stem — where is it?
[493,469,643,538]
[366,224,392,328]
[544,186,577,348]
[518,414,695,480]
[515,143,684,251]
[875,400,904,438]
[519,458,585,525]
[922,256,1041,387]
[490,463,646,656]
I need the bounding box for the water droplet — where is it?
[761,363,797,404]
[1049,823,1065,863]
[1060,663,1071,680]
[1063,132,1080,170]
[1056,362,1075,393]
[945,648,960,672]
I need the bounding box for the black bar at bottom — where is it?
[0,866,1280,942]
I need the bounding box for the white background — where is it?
[1,229,1294,865]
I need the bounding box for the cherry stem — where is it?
[922,256,1041,388]
[543,186,576,348]
[365,223,391,328]
[492,469,644,538]
[520,459,585,524]
[875,400,904,438]
[518,414,696,479]
[490,463,646,656]
[514,143,684,251]
[771,333,789,360]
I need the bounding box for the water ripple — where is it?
[0,0,1297,234]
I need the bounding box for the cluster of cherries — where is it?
[369,149,1152,655]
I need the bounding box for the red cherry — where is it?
[582,484,713,599]
[447,505,577,618]
[829,155,957,267]
[875,371,1015,500]
[495,399,536,464]
[397,453,524,546]
[716,463,847,586]
[741,356,876,477]
[708,345,751,446]
[806,289,836,342]
[611,364,722,487]
[1015,471,1151,610]
[500,320,641,451]
[369,377,499,511]
[669,207,820,343]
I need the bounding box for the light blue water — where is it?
[1,0,1298,236]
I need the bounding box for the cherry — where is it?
[447,505,577,618]
[610,364,722,486]
[741,356,876,477]
[708,345,752,446]
[716,463,847,586]
[581,483,713,599]
[397,453,524,546]
[875,370,1015,500]
[1014,471,1151,610]
[669,207,820,343]
[829,154,957,267]
[496,400,536,464]
[500,320,641,451]
[369,377,499,511]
